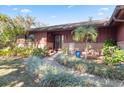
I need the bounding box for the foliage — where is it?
[0,25,25,48]
[13,47,33,57]
[74,61,88,73]
[55,53,124,80]
[73,26,97,42]
[73,25,97,59]
[0,47,14,56]
[0,14,45,48]
[32,47,48,57]
[103,39,117,56]
[0,14,26,48]
[103,39,124,64]
[25,55,96,87]
[62,47,68,54]
[25,56,44,77]
[103,39,117,47]
[0,47,33,57]
[40,72,95,87]
[105,48,124,64]
[14,15,36,30]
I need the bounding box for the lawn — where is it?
[0,57,36,87]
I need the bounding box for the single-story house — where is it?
[17,5,124,51]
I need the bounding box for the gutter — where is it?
[113,16,124,22]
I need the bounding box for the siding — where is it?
[34,32,47,48]
[117,24,124,49]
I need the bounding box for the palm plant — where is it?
[73,25,98,58]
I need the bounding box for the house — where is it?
[17,5,124,51]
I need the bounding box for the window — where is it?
[28,34,35,41]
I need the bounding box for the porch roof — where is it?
[29,20,109,32]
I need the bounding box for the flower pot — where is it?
[75,50,81,58]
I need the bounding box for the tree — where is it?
[0,14,43,48]
[73,25,98,58]
[0,14,25,48]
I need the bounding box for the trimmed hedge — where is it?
[55,54,124,80]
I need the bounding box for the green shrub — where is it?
[105,48,124,64]
[62,47,68,54]
[103,39,117,56]
[103,39,117,47]
[32,47,48,57]
[13,47,33,57]
[0,47,14,56]
[0,47,33,57]
[103,39,124,64]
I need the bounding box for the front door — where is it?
[54,35,62,50]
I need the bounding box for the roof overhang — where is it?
[29,20,109,32]
[109,5,124,26]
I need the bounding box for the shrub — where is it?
[74,61,88,73]
[0,47,33,57]
[13,47,33,57]
[0,47,13,56]
[103,39,117,56]
[62,47,68,54]
[25,56,63,78]
[55,54,68,65]
[105,48,124,64]
[32,47,48,57]
[40,72,97,87]
[103,39,124,64]
[25,56,43,77]
[55,53,124,80]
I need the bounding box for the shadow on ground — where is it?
[0,58,36,87]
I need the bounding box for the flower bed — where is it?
[55,53,124,80]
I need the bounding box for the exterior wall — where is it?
[34,32,47,48]
[17,27,116,50]
[62,28,115,51]
[97,28,116,43]
[16,38,26,47]
[117,24,124,49]
[63,42,103,51]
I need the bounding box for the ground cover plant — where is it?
[55,53,124,80]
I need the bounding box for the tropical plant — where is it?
[73,25,97,58]
[32,47,48,57]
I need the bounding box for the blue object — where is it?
[75,51,81,58]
